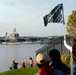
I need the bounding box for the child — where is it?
[29,57,34,67]
[21,62,26,68]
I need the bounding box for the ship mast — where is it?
[13,28,17,34]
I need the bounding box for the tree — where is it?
[66,11,76,37]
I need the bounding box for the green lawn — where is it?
[0,67,70,75]
[0,67,38,75]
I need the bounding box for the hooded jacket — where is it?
[37,66,54,75]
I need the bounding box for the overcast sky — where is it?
[0,0,76,37]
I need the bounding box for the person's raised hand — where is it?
[64,35,66,40]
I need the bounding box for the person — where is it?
[49,49,67,75]
[35,53,65,75]
[21,62,26,68]
[63,35,76,75]
[29,57,34,67]
[9,60,18,70]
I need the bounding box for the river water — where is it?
[0,44,44,72]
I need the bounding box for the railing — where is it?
[36,35,71,56]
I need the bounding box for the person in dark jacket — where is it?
[9,60,18,69]
[49,49,67,75]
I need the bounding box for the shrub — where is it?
[61,54,70,68]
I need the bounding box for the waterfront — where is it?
[0,44,44,72]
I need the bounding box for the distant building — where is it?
[5,28,19,42]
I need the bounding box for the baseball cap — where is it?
[36,53,49,64]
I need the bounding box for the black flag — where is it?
[43,3,65,26]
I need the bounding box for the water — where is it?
[0,44,44,72]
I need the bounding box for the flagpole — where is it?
[62,3,65,24]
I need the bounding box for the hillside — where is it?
[0,67,38,75]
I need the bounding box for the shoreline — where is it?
[0,41,41,45]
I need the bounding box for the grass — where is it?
[0,67,38,75]
[0,66,71,75]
